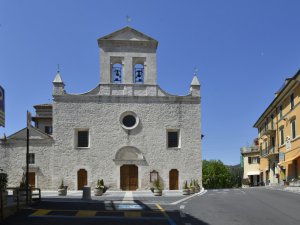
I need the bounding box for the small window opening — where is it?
[77,131,89,148]
[134,64,144,84]
[112,63,122,83]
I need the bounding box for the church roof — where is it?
[98,26,158,47]
[6,126,53,141]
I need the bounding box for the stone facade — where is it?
[0,27,202,190]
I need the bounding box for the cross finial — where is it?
[126,15,132,25]
[57,64,60,73]
[194,67,198,76]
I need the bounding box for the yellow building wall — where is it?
[256,80,300,181]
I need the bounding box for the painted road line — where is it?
[171,189,207,205]
[156,204,176,225]
[180,205,185,209]
[124,211,142,218]
[30,209,51,216]
[122,191,133,202]
[76,210,97,217]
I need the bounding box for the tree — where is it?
[228,164,243,188]
[202,160,234,189]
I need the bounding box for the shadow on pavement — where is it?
[1,199,210,225]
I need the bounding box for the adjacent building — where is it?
[0,27,202,191]
[240,139,261,186]
[253,70,300,185]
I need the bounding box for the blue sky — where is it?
[1,0,300,165]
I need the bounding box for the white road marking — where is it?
[171,189,207,205]
[122,191,133,203]
[180,205,185,209]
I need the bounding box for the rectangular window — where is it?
[271,115,274,129]
[45,126,53,135]
[167,130,179,148]
[28,153,35,164]
[280,127,284,145]
[77,130,89,148]
[271,136,275,147]
[264,141,268,151]
[264,121,267,132]
[291,120,296,139]
[279,105,283,119]
[249,157,258,164]
[290,93,295,109]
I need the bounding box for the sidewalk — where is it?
[266,185,300,194]
[37,189,206,205]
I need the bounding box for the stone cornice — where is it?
[53,94,200,104]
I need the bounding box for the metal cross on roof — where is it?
[126,15,132,24]
[194,67,198,76]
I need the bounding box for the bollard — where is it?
[82,186,91,200]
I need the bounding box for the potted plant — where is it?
[182,180,190,195]
[152,179,163,196]
[0,170,8,206]
[194,179,200,193]
[58,179,68,196]
[94,179,105,196]
[189,180,195,194]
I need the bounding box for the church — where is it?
[0,27,202,191]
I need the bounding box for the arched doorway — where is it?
[77,169,87,190]
[120,165,138,190]
[169,169,179,190]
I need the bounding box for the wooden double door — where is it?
[120,165,138,190]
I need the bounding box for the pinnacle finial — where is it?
[126,15,132,25]
[194,67,198,76]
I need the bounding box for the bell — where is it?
[136,70,142,77]
[138,78,142,82]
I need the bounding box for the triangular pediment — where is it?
[99,26,157,42]
[7,126,52,140]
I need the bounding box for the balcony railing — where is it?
[261,147,278,157]
[260,126,276,137]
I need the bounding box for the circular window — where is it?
[122,115,136,128]
[120,111,139,130]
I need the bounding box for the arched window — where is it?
[134,64,144,84]
[112,63,122,83]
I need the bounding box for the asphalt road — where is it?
[172,188,300,225]
[1,188,300,225]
